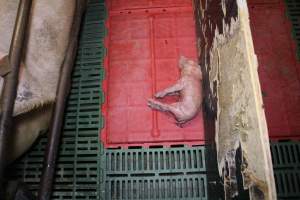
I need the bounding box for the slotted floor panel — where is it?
[101,0,205,148]
[7,1,107,199]
[104,146,206,174]
[105,176,207,200]
[285,0,300,59]
[271,141,300,199]
[103,146,208,200]
[8,1,300,200]
[8,1,209,199]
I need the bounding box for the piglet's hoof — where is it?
[154,92,165,98]
[147,99,160,110]
[175,121,185,128]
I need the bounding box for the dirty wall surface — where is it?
[193,0,276,199]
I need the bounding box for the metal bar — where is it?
[0,0,32,196]
[37,1,86,200]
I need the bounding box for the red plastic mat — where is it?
[108,0,191,11]
[102,1,205,148]
[249,1,300,140]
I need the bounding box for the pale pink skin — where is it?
[148,56,203,126]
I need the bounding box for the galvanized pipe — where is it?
[0,0,32,196]
[37,1,86,200]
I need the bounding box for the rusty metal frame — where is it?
[37,1,87,200]
[0,0,33,196]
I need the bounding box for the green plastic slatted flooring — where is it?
[285,0,300,59]
[9,0,107,199]
[7,0,300,199]
[271,141,300,199]
[276,0,300,196]
[8,1,209,199]
[104,147,208,199]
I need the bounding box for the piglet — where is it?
[148,56,203,126]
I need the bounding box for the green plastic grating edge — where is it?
[271,141,300,199]
[8,1,107,199]
[102,146,208,200]
[284,0,300,59]
[7,1,211,199]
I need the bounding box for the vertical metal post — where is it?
[37,1,86,200]
[0,0,32,196]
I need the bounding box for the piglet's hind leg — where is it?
[148,98,172,112]
[148,99,186,123]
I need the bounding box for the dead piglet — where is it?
[148,56,203,126]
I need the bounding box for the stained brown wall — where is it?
[193,0,277,199]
